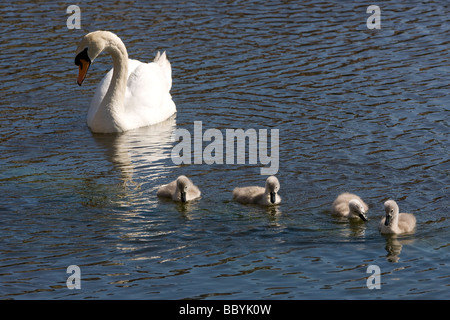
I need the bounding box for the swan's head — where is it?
[348,199,368,221]
[265,176,280,204]
[74,31,121,86]
[384,200,399,226]
[176,175,191,203]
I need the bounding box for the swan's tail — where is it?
[154,51,172,90]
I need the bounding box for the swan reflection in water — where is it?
[381,234,415,263]
[91,115,177,197]
[331,216,368,238]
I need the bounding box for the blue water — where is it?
[0,0,449,299]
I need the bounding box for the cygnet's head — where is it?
[384,200,399,226]
[265,176,280,204]
[348,199,368,221]
[176,175,191,203]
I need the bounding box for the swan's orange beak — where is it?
[77,59,90,86]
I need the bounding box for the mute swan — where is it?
[233,176,281,205]
[74,30,176,133]
[157,175,201,203]
[379,200,416,234]
[332,192,368,221]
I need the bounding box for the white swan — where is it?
[233,176,281,206]
[74,30,176,133]
[157,175,201,203]
[379,200,416,234]
[332,192,368,221]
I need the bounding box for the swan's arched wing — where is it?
[124,59,176,128]
[88,58,176,131]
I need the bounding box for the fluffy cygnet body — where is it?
[379,200,416,234]
[233,176,281,206]
[332,192,368,221]
[157,175,201,203]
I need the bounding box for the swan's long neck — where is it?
[94,36,128,132]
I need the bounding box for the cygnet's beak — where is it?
[270,192,276,204]
[384,214,391,226]
[359,212,368,221]
[180,191,187,203]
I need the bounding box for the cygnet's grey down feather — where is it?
[157,175,201,203]
[332,192,368,221]
[379,200,416,234]
[233,176,281,205]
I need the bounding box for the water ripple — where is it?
[0,0,448,299]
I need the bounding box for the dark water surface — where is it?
[0,1,449,299]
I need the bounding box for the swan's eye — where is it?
[75,48,90,66]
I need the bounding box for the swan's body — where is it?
[332,192,368,221]
[233,176,281,206]
[379,200,416,234]
[157,175,201,203]
[75,31,176,133]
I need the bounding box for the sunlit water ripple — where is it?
[0,0,448,299]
